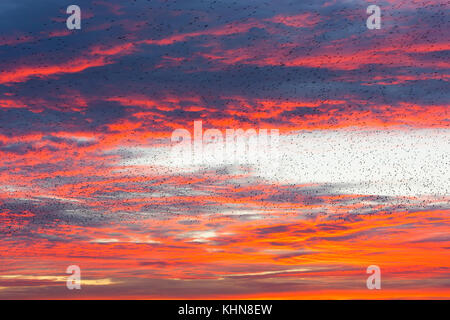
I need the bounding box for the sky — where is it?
[0,0,449,299]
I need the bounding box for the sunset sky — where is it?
[0,0,449,299]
